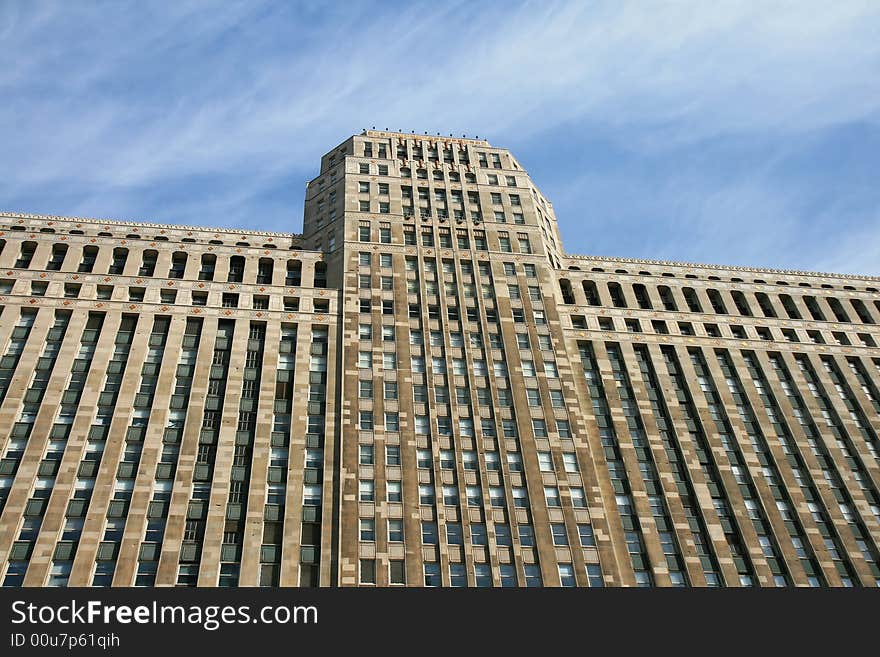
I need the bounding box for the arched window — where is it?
[803,296,825,321]
[657,286,677,311]
[139,250,158,276]
[632,283,652,309]
[79,245,99,273]
[731,291,752,316]
[559,279,575,304]
[682,287,702,313]
[607,282,627,308]
[850,299,875,324]
[257,258,274,285]
[199,254,216,281]
[780,294,801,319]
[314,262,327,288]
[706,289,727,314]
[286,260,302,286]
[47,243,68,271]
[582,280,601,306]
[169,252,187,279]
[755,292,776,318]
[228,255,245,282]
[15,241,37,269]
[826,297,850,323]
[109,247,128,274]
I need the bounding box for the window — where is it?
[387,480,402,502]
[389,560,405,585]
[360,518,375,541]
[532,419,548,438]
[578,524,596,547]
[526,388,540,407]
[474,564,492,588]
[544,486,561,507]
[538,451,553,472]
[384,381,398,399]
[360,559,376,584]
[471,523,488,545]
[359,480,374,502]
[513,525,534,549]
[418,484,434,505]
[421,521,438,545]
[559,564,576,587]
[424,562,441,587]
[386,445,401,466]
[483,485,504,507]
[551,523,568,546]
[586,564,604,587]
[524,565,542,587]
[358,380,373,399]
[388,519,404,541]
[556,420,571,438]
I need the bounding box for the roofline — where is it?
[0,211,302,239]
[360,129,491,147]
[565,253,880,283]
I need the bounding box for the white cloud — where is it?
[1,1,878,272]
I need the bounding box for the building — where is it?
[1,130,879,588]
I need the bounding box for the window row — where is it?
[1,243,326,287]
[563,277,880,325]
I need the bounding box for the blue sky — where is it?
[2,1,879,274]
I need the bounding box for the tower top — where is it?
[360,129,491,147]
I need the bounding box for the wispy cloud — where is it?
[1,1,879,273]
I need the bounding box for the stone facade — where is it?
[1,129,879,586]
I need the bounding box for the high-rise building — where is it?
[1,130,879,587]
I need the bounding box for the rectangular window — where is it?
[551,524,569,547]
[422,521,438,545]
[389,560,406,585]
[559,563,576,587]
[360,559,375,584]
[387,481,402,503]
[578,524,596,547]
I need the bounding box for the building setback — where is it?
[1,130,879,587]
